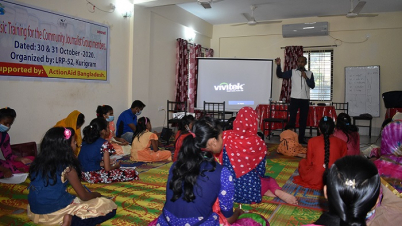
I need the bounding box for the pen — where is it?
[83,185,91,193]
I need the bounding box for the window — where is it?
[303,50,333,101]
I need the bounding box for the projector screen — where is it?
[196,58,273,111]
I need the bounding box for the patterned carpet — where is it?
[0,144,324,226]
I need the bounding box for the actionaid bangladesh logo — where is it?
[214,83,245,92]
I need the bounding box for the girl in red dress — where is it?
[293,116,347,190]
[173,115,195,162]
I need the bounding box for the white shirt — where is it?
[290,69,313,100]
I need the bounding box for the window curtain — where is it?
[175,38,189,109]
[188,47,214,112]
[205,49,214,58]
[188,44,202,113]
[279,46,303,102]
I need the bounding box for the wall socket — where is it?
[158,106,165,111]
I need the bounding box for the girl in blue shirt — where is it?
[152,117,243,226]
[79,118,139,183]
[28,127,117,226]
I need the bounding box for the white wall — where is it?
[132,5,212,130]
[0,0,132,144]
[6,0,394,143]
[0,1,213,144]
[211,12,402,135]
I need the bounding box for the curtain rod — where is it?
[280,45,337,49]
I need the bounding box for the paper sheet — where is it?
[0,173,28,184]
[110,155,123,161]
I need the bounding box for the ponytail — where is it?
[323,133,330,169]
[82,118,108,144]
[326,156,380,226]
[178,115,195,132]
[335,113,358,143]
[169,117,221,202]
[134,117,149,141]
[96,105,113,118]
[319,116,335,169]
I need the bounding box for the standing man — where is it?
[275,56,315,144]
[116,100,146,143]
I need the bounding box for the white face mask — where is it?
[136,111,142,116]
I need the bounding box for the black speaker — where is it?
[159,127,173,144]
[382,91,402,108]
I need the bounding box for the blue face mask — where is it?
[0,124,9,132]
[106,116,114,122]
[136,111,142,116]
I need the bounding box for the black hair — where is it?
[284,123,295,130]
[324,155,381,226]
[376,118,394,143]
[0,107,16,120]
[178,115,195,132]
[298,56,307,63]
[76,113,85,129]
[82,118,108,144]
[131,100,146,109]
[29,127,81,186]
[335,113,358,143]
[381,118,393,131]
[169,117,222,202]
[224,117,236,130]
[96,105,113,118]
[133,117,150,141]
[319,116,335,169]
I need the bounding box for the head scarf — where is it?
[381,120,402,163]
[222,107,267,178]
[55,110,83,156]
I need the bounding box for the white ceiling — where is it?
[134,0,402,25]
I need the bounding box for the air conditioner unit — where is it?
[282,22,328,38]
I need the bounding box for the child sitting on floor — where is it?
[79,118,139,183]
[303,155,381,226]
[333,113,360,156]
[28,127,117,226]
[277,124,307,158]
[55,110,85,156]
[150,117,245,225]
[0,107,33,177]
[220,107,298,205]
[130,117,172,162]
[173,115,195,162]
[293,116,347,190]
[96,105,131,155]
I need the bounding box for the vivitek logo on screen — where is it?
[214,83,244,92]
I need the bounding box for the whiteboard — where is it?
[345,66,380,117]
